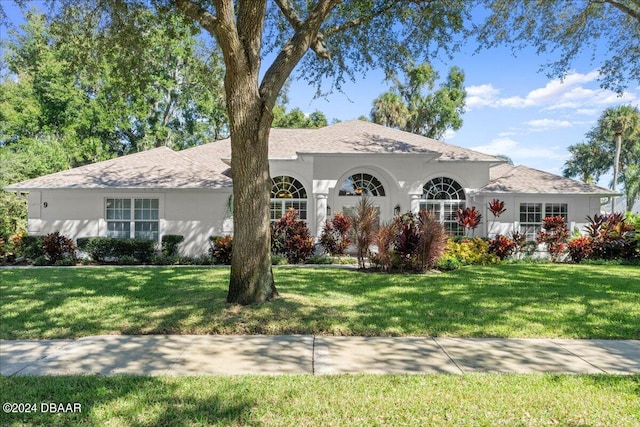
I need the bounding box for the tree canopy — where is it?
[370,62,466,139]
[476,0,640,94]
[563,105,640,211]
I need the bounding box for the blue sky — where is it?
[285,41,639,187]
[3,2,638,188]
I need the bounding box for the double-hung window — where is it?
[519,202,568,240]
[106,198,159,241]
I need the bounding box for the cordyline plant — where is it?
[455,206,483,237]
[536,216,569,262]
[488,198,506,237]
[319,212,351,256]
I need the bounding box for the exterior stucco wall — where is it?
[29,188,232,257]
[270,153,493,235]
[478,193,606,238]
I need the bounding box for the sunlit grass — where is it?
[1,264,638,339]
[1,374,638,426]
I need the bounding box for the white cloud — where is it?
[465,70,638,112]
[524,119,573,132]
[471,137,568,162]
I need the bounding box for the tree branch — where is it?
[173,0,219,36]
[261,0,340,107]
[274,0,330,60]
[594,0,640,22]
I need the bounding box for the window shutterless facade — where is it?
[519,202,568,239]
[270,176,307,222]
[105,198,159,240]
[419,177,466,236]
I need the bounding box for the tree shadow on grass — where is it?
[0,375,259,426]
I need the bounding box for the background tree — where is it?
[475,0,640,94]
[370,62,466,139]
[563,105,640,212]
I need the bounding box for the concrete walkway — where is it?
[1,336,638,376]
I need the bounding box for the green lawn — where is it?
[1,264,638,339]
[1,374,639,426]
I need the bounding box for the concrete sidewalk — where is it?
[1,335,638,376]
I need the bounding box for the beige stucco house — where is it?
[6,120,616,257]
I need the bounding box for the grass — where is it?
[1,264,639,339]
[1,374,639,426]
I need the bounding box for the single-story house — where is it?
[6,120,616,257]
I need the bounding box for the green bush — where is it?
[306,254,333,264]
[271,254,288,265]
[15,235,45,260]
[83,237,156,263]
[436,255,461,271]
[161,234,184,257]
[444,237,500,265]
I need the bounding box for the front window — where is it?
[519,203,568,240]
[545,203,568,221]
[270,176,307,222]
[106,198,159,240]
[519,203,542,240]
[339,173,386,196]
[420,177,466,236]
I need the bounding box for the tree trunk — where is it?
[225,75,278,305]
[612,132,622,213]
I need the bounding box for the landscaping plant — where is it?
[455,206,483,237]
[488,234,516,260]
[271,208,314,264]
[42,231,76,264]
[536,216,569,262]
[585,213,636,261]
[488,198,506,237]
[210,235,233,264]
[161,234,184,257]
[349,196,378,269]
[319,212,351,256]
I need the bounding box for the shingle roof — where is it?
[482,164,617,195]
[6,146,232,190]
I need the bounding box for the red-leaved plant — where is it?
[488,234,515,260]
[488,199,506,217]
[536,216,569,262]
[271,208,314,264]
[319,212,352,256]
[455,206,483,237]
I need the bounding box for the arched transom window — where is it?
[420,177,466,235]
[270,176,307,221]
[339,173,386,196]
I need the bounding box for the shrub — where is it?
[271,209,314,264]
[319,212,352,256]
[436,255,461,271]
[209,235,233,264]
[271,254,288,265]
[84,237,156,263]
[14,235,45,260]
[488,234,516,260]
[349,197,378,269]
[370,211,447,273]
[509,230,527,258]
[42,231,76,264]
[161,234,184,257]
[585,213,636,261]
[444,237,499,265]
[567,236,593,263]
[536,216,569,262]
[306,254,333,264]
[415,210,448,271]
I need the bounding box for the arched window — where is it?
[339,173,386,196]
[270,176,307,221]
[420,177,466,235]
